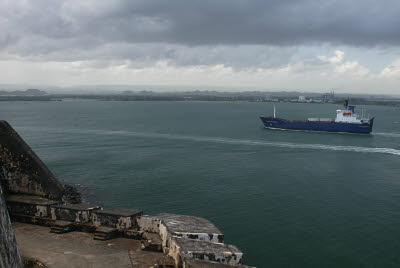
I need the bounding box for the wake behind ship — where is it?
[260,101,374,134]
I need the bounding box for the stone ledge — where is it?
[170,237,243,266]
[6,194,61,218]
[183,258,255,268]
[92,209,143,229]
[50,203,102,211]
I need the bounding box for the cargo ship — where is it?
[260,101,374,134]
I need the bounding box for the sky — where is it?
[0,0,400,94]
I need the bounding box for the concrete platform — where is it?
[170,237,243,266]
[138,213,224,244]
[51,203,102,211]
[6,195,59,206]
[95,209,143,217]
[50,220,75,234]
[183,258,255,268]
[94,226,119,241]
[13,222,168,268]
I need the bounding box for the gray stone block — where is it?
[92,208,143,229]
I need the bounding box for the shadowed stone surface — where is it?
[0,186,23,268]
[95,209,143,217]
[51,203,101,211]
[0,121,64,200]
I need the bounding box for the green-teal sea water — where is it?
[1,101,400,267]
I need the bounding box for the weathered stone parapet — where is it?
[0,185,23,268]
[137,214,162,233]
[136,213,243,267]
[92,208,143,229]
[170,237,243,267]
[0,121,64,200]
[50,203,102,223]
[6,195,60,218]
[138,214,224,245]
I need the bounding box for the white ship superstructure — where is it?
[335,104,370,124]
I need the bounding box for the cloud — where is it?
[316,50,370,77]
[319,50,345,64]
[10,43,297,69]
[0,0,399,93]
[0,50,382,91]
[1,0,400,59]
[380,59,400,78]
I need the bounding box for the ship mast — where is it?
[274,105,276,118]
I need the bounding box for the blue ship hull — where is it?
[260,117,374,134]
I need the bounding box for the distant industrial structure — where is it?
[298,96,306,102]
[321,91,335,103]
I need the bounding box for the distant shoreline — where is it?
[1,95,400,107]
[1,88,400,106]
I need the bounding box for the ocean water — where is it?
[1,101,400,267]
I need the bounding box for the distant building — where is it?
[322,91,335,102]
[263,96,279,102]
[298,96,306,102]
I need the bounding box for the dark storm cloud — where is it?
[156,0,398,46]
[0,0,399,65]
[67,0,400,46]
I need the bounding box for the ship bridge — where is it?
[335,105,362,123]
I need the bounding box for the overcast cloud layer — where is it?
[1,0,400,93]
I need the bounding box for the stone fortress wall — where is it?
[0,184,23,268]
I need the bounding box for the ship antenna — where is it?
[274,105,276,118]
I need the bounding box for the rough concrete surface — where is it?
[147,214,223,235]
[13,222,167,268]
